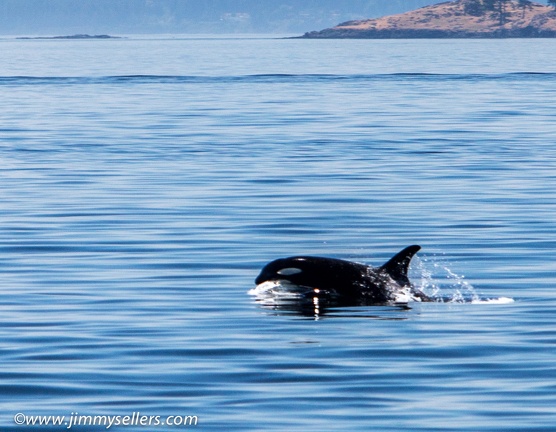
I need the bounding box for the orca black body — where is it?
[255,245,430,305]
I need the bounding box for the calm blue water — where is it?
[1,36,556,431]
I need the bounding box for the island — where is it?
[300,0,556,39]
[17,34,122,40]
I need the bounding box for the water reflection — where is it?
[249,283,413,319]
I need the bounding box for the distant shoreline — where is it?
[298,28,556,39]
[16,34,122,40]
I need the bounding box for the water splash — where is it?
[410,256,514,304]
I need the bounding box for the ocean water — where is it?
[1,35,556,431]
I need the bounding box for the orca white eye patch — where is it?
[277,267,303,276]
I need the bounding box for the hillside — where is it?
[301,0,556,38]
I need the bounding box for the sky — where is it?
[0,0,445,35]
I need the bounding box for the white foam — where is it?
[392,287,411,304]
[248,281,306,301]
[248,281,281,296]
[471,297,515,305]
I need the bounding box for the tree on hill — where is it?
[518,0,533,18]
[463,0,502,16]
[462,0,512,26]
[463,0,485,16]
[517,0,532,6]
[490,0,510,27]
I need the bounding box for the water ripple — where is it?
[1,72,555,86]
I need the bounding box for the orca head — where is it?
[255,255,371,294]
[255,257,317,287]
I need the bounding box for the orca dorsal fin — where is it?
[379,245,421,286]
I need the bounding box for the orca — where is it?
[254,245,430,305]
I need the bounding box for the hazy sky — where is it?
[0,0,445,35]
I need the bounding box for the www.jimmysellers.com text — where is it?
[14,412,198,429]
